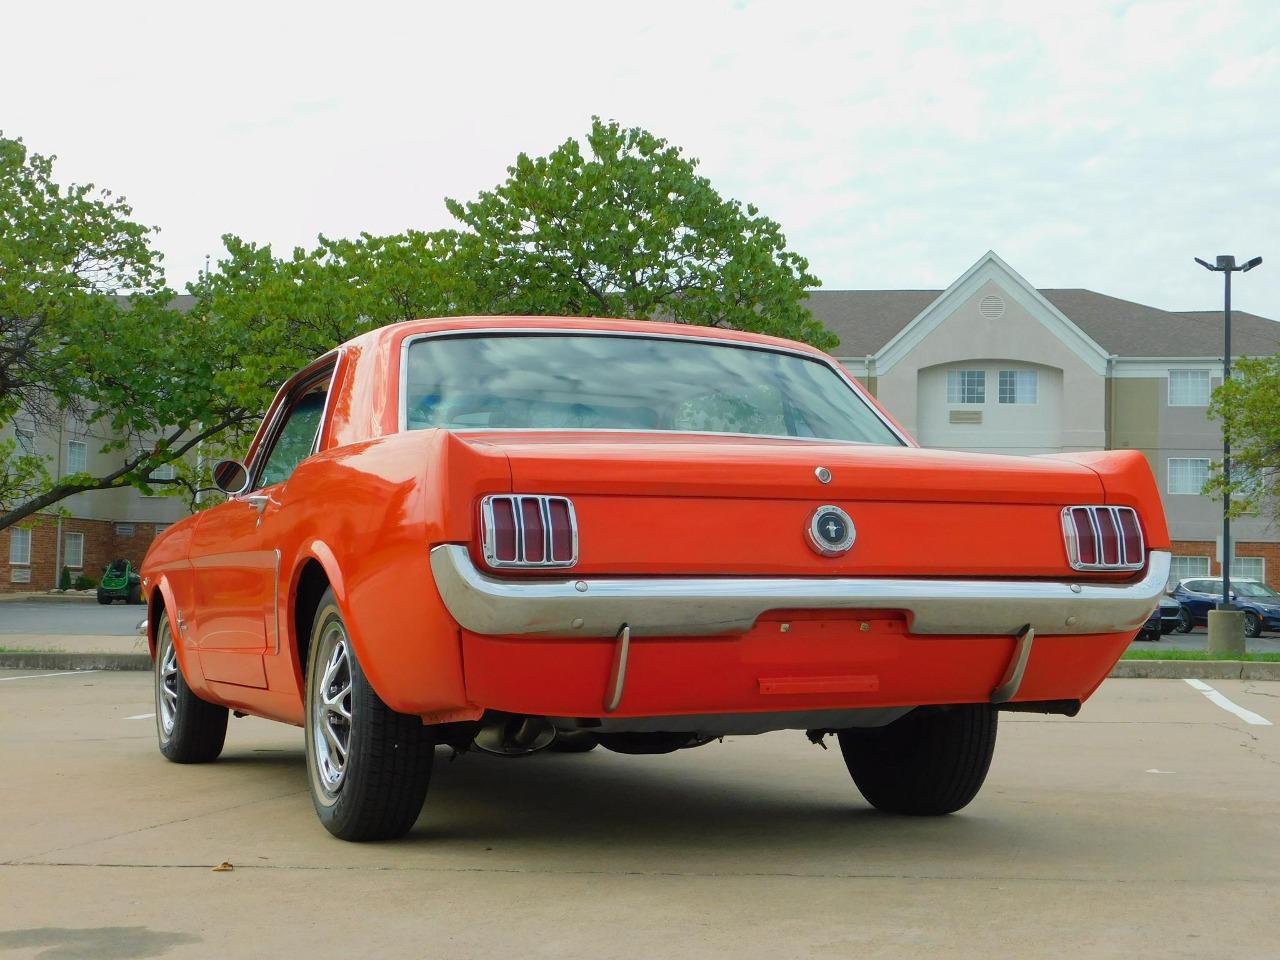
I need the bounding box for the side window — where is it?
[258,391,327,488]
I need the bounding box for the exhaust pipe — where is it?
[472,716,557,757]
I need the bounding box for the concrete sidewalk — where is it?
[0,590,97,603]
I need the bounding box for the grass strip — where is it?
[1122,649,1280,662]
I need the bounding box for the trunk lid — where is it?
[458,432,1105,578]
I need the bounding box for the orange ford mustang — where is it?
[141,317,1169,841]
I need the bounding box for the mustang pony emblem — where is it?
[806,504,856,557]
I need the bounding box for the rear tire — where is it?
[305,589,433,841]
[837,705,997,816]
[1244,611,1262,639]
[155,610,228,763]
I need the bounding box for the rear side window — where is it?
[258,392,326,487]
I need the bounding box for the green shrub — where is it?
[73,574,97,590]
[58,566,71,591]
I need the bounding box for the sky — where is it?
[2,0,1278,320]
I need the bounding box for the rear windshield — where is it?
[403,333,903,445]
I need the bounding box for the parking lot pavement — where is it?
[2,673,1276,960]
[0,601,143,637]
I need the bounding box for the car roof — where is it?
[337,315,834,361]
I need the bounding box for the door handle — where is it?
[245,494,270,513]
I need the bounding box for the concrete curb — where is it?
[0,592,98,604]
[0,652,150,671]
[1111,659,1280,680]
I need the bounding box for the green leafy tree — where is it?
[0,135,258,531]
[446,117,831,348]
[1206,353,1280,517]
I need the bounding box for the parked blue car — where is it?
[1171,578,1280,638]
[1138,596,1184,641]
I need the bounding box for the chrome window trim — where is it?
[397,327,911,447]
[247,349,343,493]
[480,494,578,569]
[1061,506,1145,573]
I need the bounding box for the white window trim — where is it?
[139,449,177,496]
[15,426,36,455]
[9,527,32,565]
[1231,557,1266,581]
[1168,368,1212,407]
[997,369,1039,405]
[1169,555,1211,582]
[1167,457,1211,495]
[66,439,87,474]
[946,369,986,405]
[64,532,84,569]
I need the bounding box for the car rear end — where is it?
[401,325,1169,734]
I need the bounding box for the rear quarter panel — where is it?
[275,429,510,717]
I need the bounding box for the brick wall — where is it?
[3,514,171,593]
[1170,539,1280,590]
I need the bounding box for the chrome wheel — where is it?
[312,620,353,797]
[157,624,179,737]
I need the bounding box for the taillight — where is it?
[1062,506,1144,571]
[481,495,577,568]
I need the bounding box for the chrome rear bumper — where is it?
[429,545,1170,639]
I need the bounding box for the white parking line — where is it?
[124,713,156,720]
[0,670,99,682]
[1184,678,1272,726]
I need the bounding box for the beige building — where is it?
[810,251,1280,588]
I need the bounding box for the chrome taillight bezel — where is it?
[480,495,578,569]
[1061,505,1145,572]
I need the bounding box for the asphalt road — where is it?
[0,601,143,636]
[1,671,1276,959]
[1134,624,1280,653]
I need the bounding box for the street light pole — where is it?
[1195,254,1263,613]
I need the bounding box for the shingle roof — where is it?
[804,290,942,357]
[808,288,1279,359]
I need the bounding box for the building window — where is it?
[115,523,135,538]
[1232,557,1266,582]
[15,426,36,455]
[998,369,1038,404]
[1169,555,1210,584]
[139,451,177,496]
[153,523,172,536]
[10,566,31,583]
[66,439,87,474]
[9,527,32,565]
[947,369,985,404]
[1168,369,1212,406]
[64,532,84,569]
[1168,458,1211,495]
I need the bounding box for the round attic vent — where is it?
[979,295,1005,320]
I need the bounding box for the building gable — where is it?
[874,251,1112,376]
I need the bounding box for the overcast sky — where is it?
[3,0,1277,320]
